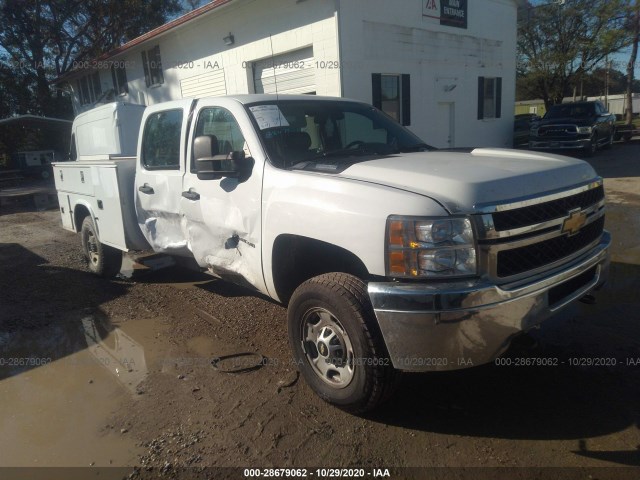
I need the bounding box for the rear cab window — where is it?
[141,109,183,170]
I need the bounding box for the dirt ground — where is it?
[1,142,639,480]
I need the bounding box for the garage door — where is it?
[180,69,227,98]
[253,47,315,95]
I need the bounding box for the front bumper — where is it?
[529,137,590,150]
[368,231,611,371]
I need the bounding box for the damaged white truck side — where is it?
[54,95,611,413]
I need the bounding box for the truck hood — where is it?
[338,148,597,213]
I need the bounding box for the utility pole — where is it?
[626,2,640,126]
[605,57,610,109]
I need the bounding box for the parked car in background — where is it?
[614,114,640,142]
[12,150,56,179]
[513,113,540,148]
[529,101,615,157]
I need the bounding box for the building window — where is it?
[111,65,128,95]
[141,109,183,170]
[372,74,411,126]
[477,77,502,120]
[77,71,102,105]
[77,77,90,105]
[142,45,164,87]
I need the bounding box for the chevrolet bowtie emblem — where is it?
[561,209,587,236]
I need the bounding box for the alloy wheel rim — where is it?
[86,231,99,265]
[301,307,355,388]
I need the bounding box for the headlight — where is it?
[386,216,477,278]
[577,126,592,134]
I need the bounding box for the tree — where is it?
[183,0,206,10]
[517,0,631,109]
[625,2,639,125]
[579,66,628,97]
[0,0,182,117]
[0,55,35,117]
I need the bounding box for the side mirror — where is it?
[194,135,251,181]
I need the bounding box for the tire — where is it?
[603,128,614,150]
[80,216,122,277]
[287,273,400,413]
[583,134,597,157]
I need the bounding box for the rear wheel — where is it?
[80,216,122,277]
[288,273,400,413]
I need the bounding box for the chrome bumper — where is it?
[368,231,611,372]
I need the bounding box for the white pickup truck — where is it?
[54,95,611,412]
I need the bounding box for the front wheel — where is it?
[287,273,400,413]
[603,128,614,150]
[583,134,598,157]
[80,216,122,277]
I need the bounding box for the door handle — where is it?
[181,189,200,201]
[138,184,154,194]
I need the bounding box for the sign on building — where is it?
[422,0,468,29]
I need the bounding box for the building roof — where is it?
[55,0,234,84]
[99,0,233,61]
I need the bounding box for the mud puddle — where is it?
[0,315,170,467]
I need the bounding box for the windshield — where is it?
[545,103,595,119]
[246,99,434,171]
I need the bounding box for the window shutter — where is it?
[152,46,164,85]
[496,77,502,118]
[477,77,485,120]
[371,73,382,110]
[91,71,102,99]
[401,74,411,126]
[111,66,118,94]
[142,51,151,87]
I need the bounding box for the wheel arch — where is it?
[271,234,371,305]
[72,201,95,233]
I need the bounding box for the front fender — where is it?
[261,165,448,301]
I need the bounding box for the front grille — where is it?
[497,216,605,277]
[493,185,604,231]
[538,125,577,136]
[548,266,597,306]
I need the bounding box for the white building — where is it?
[579,94,640,117]
[59,0,519,148]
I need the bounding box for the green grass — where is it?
[614,119,640,128]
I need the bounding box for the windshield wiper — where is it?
[311,149,363,160]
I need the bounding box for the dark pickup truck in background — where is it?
[529,101,616,157]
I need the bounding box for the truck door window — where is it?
[191,107,247,172]
[141,109,183,170]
